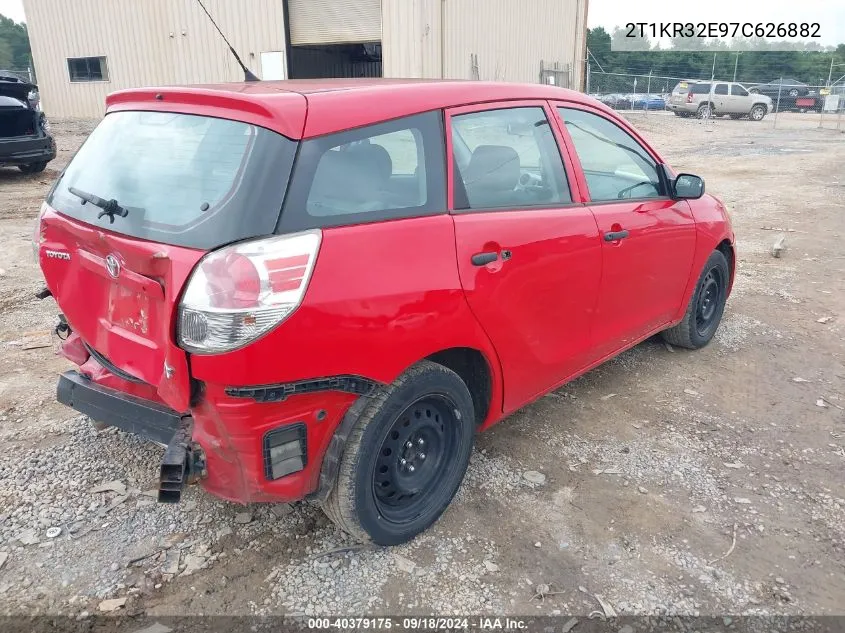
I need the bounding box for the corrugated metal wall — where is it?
[24,0,587,118]
[382,0,442,79]
[23,0,286,117]
[383,0,586,88]
[288,0,381,45]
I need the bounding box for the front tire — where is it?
[662,250,730,350]
[321,361,476,545]
[749,105,766,121]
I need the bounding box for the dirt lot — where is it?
[0,112,843,619]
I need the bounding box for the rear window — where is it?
[690,83,712,94]
[671,81,689,94]
[48,111,296,250]
[278,111,446,232]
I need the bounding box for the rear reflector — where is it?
[263,423,307,480]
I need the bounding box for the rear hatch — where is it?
[39,109,297,411]
[670,81,689,104]
[0,77,37,139]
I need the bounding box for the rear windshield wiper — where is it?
[68,186,130,224]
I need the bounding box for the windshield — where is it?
[48,111,296,250]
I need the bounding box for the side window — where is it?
[450,106,571,210]
[714,84,728,95]
[279,111,446,231]
[731,84,749,96]
[558,107,663,202]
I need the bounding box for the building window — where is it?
[67,57,109,82]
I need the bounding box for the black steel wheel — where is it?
[694,267,725,339]
[321,361,476,545]
[373,395,461,523]
[662,249,731,350]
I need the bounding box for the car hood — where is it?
[0,77,36,102]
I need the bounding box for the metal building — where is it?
[23,0,588,118]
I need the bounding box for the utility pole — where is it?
[829,56,835,87]
[733,52,741,82]
[586,59,591,94]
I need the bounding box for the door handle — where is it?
[471,251,499,266]
[603,230,630,242]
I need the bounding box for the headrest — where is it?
[463,145,520,192]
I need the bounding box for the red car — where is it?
[36,79,735,545]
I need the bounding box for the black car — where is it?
[748,78,811,100]
[0,72,56,174]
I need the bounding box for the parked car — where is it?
[0,72,56,173]
[748,78,811,100]
[632,94,666,110]
[668,80,772,120]
[38,79,735,545]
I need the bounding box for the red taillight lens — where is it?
[205,252,261,309]
[686,92,693,103]
[178,230,322,354]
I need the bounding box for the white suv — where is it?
[669,81,773,120]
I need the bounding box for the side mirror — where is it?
[673,173,705,199]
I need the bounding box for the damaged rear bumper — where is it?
[57,371,206,502]
[57,370,180,446]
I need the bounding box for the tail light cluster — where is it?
[178,230,322,354]
[686,92,694,103]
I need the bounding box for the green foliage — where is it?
[587,27,844,93]
[0,14,31,70]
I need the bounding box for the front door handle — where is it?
[471,251,499,266]
[603,230,630,242]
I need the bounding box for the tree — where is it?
[0,15,32,69]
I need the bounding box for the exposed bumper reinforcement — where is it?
[225,374,380,403]
[56,370,180,446]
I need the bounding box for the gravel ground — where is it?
[0,113,843,619]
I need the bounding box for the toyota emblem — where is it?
[105,254,121,279]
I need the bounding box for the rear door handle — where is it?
[471,251,499,266]
[603,230,630,242]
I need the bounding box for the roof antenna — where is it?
[194,0,260,82]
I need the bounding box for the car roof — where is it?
[106,78,603,139]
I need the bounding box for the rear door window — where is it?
[450,106,571,210]
[279,111,446,232]
[48,111,296,249]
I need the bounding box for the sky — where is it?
[0,0,24,23]
[588,0,845,49]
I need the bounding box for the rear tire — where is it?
[321,360,476,545]
[696,103,712,119]
[18,161,47,174]
[662,250,730,350]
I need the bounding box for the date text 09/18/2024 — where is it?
[307,617,529,630]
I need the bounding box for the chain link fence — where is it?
[586,69,844,131]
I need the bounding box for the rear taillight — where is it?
[32,202,47,265]
[686,92,694,103]
[177,230,322,354]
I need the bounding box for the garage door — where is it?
[288,0,382,45]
